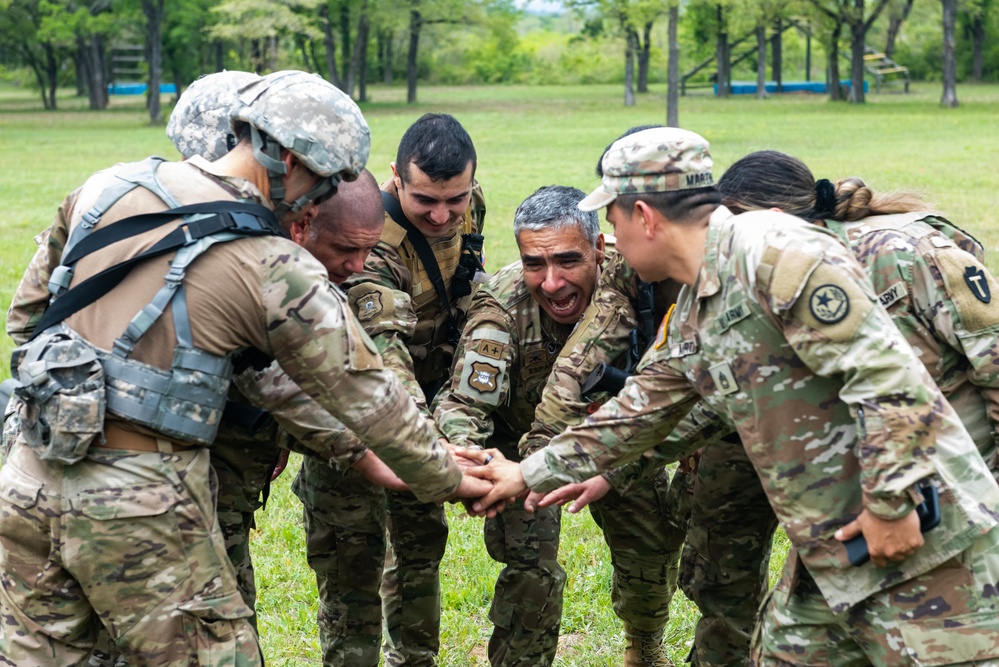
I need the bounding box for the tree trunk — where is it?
[268,35,277,71]
[771,17,782,93]
[90,34,108,109]
[406,1,421,104]
[848,1,866,104]
[941,0,959,107]
[346,2,368,98]
[884,0,914,58]
[716,5,729,98]
[45,42,59,110]
[666,3,679,126]
[340,2,351,84]
[142,0,164,124]
[321,5,342,88]
[624,27,637,106]
[971,13,984,82]
[358,16,370,101]
[379,29,393,83]
[73,41,88,97]
[828,21,843,101]
[756,25,767,99]
[637,21,651,93]
[214,41,224,71]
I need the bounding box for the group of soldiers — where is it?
[2,67,999,667]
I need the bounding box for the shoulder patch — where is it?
[790,263,873,342]
[457,352,507,406]
[655,303,675,350]
[353,290,384,322]
[935,248,999,333]
[808,284,850,324]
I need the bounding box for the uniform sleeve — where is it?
[6,194,75,344]
[912,243,999,452]
[763,242,937,520]
[521,354,700,493]
[255,245,461,502]
[232,361,365,470]
[342,244,435,423]
[433,291,517,450]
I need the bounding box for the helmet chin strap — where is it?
[250,126,290,214]
[251,125,342,217]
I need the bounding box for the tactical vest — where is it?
[10,158,285,462]
[380,182,486,387]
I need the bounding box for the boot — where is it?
[624,626,675,667]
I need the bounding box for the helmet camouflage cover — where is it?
[167,70,262,161]
[231,70,370,181]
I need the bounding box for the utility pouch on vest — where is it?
[11,325,106,464]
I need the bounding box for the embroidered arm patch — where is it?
[458,351,507,406]
[935,248,999,333]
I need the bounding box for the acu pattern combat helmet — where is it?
[166,70,261,161]
[231,70,371,217]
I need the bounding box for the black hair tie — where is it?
[814,179,837,219]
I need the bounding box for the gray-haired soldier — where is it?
[434,185,604,666]
[1,70,488,666]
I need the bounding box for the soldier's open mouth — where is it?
[549,294,578,314]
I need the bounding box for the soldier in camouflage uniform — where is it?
[433,185,605,666]
[1,70,490,666]
[467,127,999,666]
[293,113,486,667]
[516,127,701,667]
[652,149,999,667]
[165,72,391,628]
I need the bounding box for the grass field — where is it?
[1,80,998,665]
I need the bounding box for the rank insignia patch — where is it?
[964,266,991,303]
[710,362,739,396]
[355,291,383,322]
[468,361,501,393]
[808,284,850,324]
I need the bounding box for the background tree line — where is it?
[0,0,995,120]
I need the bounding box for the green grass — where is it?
[0,81,996,664]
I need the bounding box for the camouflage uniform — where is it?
[293,178,486,666]
[523,205,999,666]
[1,157,464,666]
[521,250,691,663]
[681,211,999,667]
[433,260,575,666]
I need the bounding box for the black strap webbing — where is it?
[380,191,460,345]
[61,201,281,267]
[637,281,657,351]
[32,203,282,339]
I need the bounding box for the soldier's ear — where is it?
[289,217,310,245]
[634,201,658,239]
[594,233,606,265]
[390,162,402,191]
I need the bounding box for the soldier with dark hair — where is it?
[293,112,486,667]
[466,127,999,667]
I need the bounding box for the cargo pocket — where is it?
[68,482,190,634]
[896,611,999,665]
[0,463,43,511]
[180,592,259,667]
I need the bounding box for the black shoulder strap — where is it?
[380,191,460,344]
[31,201,282,339]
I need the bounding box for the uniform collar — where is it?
[693,205,734,299]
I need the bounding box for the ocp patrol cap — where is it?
[579,127,714,212]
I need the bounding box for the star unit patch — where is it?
[808,284,850,324]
